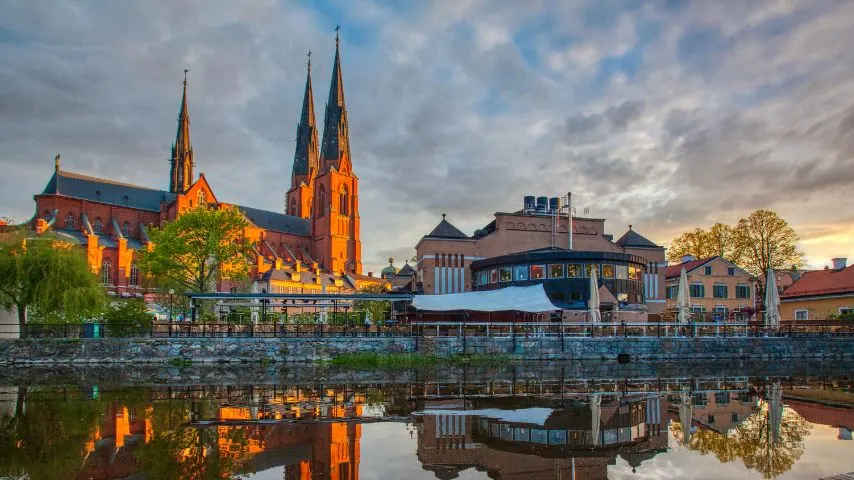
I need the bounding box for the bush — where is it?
[102,299,153,337]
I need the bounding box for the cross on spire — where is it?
[335,24,341,46]
[183,68,189,86]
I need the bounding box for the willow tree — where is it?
[137,206,253,294]
[0,233,104,332]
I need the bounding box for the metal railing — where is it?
[6,319,854,339]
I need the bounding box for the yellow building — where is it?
[780,258,853,321]
[664,256,756,319]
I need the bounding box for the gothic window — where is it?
[121,221,131,237]
[197,189,207,206]
[64,214,75,230]
[129,263,139,286]
[43,210,51,220]
[318,186,326,216]
[101,258,112,284]
[339,186,349,216]
[93,218,103,234]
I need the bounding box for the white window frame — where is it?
[840,307,853,315]
[794,309,809,321]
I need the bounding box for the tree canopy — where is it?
[0,233,104,331]
[667,210,802,279]
[137,206,253,293]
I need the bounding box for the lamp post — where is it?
[168,288,175,337]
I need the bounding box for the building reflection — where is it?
[414,394,669,479]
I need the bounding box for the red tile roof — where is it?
[781,265,854,299]
[664,257,716,278]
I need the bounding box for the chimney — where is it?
[681,254,696,263]
[368,272,374,277]
[832,257,848,270]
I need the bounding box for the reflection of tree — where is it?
[671,401,811,479]
[0,387,104,479]
[134,399,250,480]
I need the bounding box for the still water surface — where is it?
[1,364,853,480]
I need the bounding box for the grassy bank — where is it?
[328,352,520,368]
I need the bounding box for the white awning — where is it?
[412,284,558,313]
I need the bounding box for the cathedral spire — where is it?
[291,51,319,187]
[320,25,351,172]
[170,69,194,194]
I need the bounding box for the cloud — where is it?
[0,0,852,272]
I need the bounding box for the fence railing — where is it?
[7,319,854,339]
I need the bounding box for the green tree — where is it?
[137,206,254,293]
[352,283,391,325]
[0,234,105,333]
[734,209,803,283]
[102,299,154,336]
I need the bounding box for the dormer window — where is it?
[95,190,101,201]
[123,195,129,206]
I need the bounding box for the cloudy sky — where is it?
[1,0,853,273]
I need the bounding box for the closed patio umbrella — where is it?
[588,267,601,324]
[679,391,693,444]
[764,269,781,329]
[767,380,783,445]
[677,268,690,324]
[590,394,601,447]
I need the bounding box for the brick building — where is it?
[414,196,667,313]
[27,35,377,296]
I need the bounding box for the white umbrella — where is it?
[250,281,260,324]
[319,283,328,325]
[677,267,691,324]
[679,392,693,444]
[765,269,781,329]
[767,380,783,445]
[590,394,601,447]
[588,267,601,324]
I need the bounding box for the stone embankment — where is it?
[0,336,852,364]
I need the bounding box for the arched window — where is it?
[318,186,326,216]
[121,221,131,237]
[64,214,75,230]
[129,263,139,286]
[43,210,51,220]
[197,189,207,206]
[93,218,103,234]
[101,258,112,284]
[339,186,349,216]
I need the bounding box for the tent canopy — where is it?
[412,284,558,313]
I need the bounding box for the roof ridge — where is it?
[59,170,167,192]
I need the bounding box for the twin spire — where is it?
[167,31,350,196]
[293,29,351,186]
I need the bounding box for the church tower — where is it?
[169,70,194,194]
[286,54,319,218]
[312,30,362,274]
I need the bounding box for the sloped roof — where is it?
[41,170,177,212]
[781,265,854,299]
[615,228,660,248]
[425,217,468,239]
[664,257,716,278]
[235,205,310,236]
[398,262,415,276]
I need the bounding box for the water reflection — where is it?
[0,371,852,479]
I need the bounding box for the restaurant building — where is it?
[414,195,667,313]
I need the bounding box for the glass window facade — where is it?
[530,265,545,279]
[499,267,512,282]
[601,264,615,279]
[513,265,528,281]
[549,264,564,278]
[567,264,582,277]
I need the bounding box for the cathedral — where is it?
[29,35,376,296]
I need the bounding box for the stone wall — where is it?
[0,335,852,364]
[423,336,854,360]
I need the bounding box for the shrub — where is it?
[102,299,154,337]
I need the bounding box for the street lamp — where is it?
[168,288,175,337]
